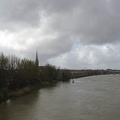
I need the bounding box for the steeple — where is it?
[35,50,39,67]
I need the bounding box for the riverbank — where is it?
[0,87,33,104]
[8,87,31,97]
[1,75,119,120]
[0,74,101,103]
[0,74,107,104]
[0,81,70,104]
[8,82,57,97]
[0,81,62,104]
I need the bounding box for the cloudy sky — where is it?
[0,0,120,69]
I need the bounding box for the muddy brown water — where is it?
[0,75,120,120]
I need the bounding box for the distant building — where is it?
[35,51,39,67]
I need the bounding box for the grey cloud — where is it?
[42,0,81,13]
[0,0,80,30]
[40,0,120,45]
[1,0,120,45]
[49,44,120,69]
[32,34,74,65]
[0,0,120,69]
[0,0,42,30]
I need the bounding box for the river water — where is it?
[0,75,120,120]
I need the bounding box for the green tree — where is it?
[0,53,9,90]
[41,64,58,82]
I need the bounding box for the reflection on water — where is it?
[0,75,120,120]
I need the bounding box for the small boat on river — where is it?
[72,80,74,83]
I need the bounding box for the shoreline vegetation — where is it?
[0,52,71,104]
[8,87,31,97]
[0,52,112,104]
[8,81,59,98]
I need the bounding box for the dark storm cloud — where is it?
[1,0,120,44]
[45,0,120,45]
[0,0,81,29]
[0,0,42,30]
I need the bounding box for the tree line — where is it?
[0,52,71,103]
[0,52,109,103]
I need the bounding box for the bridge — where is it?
[58,69,120,79]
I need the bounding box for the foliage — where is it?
[0,52,71,103]
[0,53,40,91]
[61,69,71,81]
[41,64,59,82]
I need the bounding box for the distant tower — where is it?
[35,51,39,67]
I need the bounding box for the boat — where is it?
[72,80,74,83]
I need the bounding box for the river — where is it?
[0,75,120,120]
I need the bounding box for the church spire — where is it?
[35,50,39,67]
